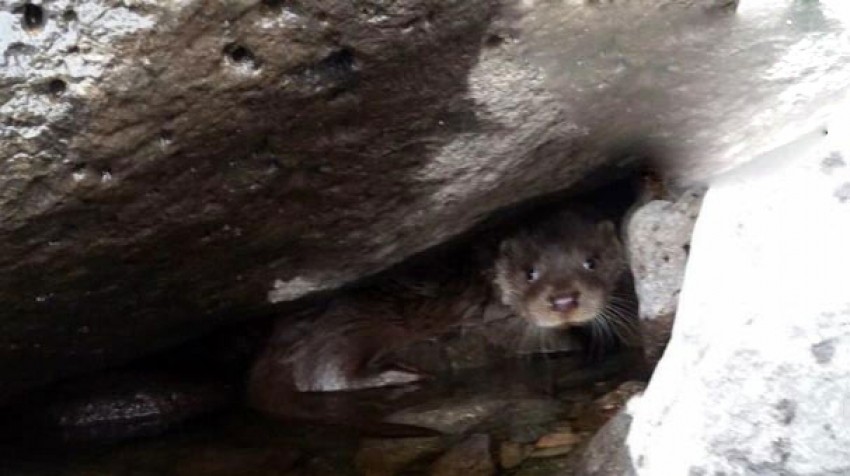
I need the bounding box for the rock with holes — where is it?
[2,0,850,403]
[593,104,850,474]
[624,189,704,368]
[0,0,587,401]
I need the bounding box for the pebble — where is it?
[429,434,495,476]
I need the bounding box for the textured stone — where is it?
[625,191,703,367]
[0,0,587,401]
[0,370,233,446]
[624,97,850,473]
[517,0,850,184]
[385,397,511,435]
[534,431,582,449]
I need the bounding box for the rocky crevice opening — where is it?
[2,0,850,474]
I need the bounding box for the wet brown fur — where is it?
[248,209,634,425]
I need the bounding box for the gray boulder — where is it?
[577,95,850,475]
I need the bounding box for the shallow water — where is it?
[0,351,640,476]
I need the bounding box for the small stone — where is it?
[499,441,532,469]
[355,437,445,476]
[385,397,510,434]
[530,445,577,458]
[534,431,582,449]
[429,434,495,476]
[624,189,705,371]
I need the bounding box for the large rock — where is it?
[516,0,850,183]
[619,98,850,473]
[0,0,585,400]
[2,0,850,401]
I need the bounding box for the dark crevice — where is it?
[223,43,262,70]
[21,3,45,31]
[46,79,67,96]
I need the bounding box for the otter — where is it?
[248,208,634,422]
[494,210,626,329]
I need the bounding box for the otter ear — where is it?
[598,220,618,241]
[499,238,515,256]
[499,237,523,258]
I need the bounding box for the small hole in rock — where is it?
[485,34,505,48]
[315,48,357,84]
[62,9,77,22]
[682,243,691,255]
[662,255,670,263]
[223,43,260,69]
[21,3,46,30]
[70,163,88,182]
[47,79,67,95]
[67,45,79,54]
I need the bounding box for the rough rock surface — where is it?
[625,189,704,367]
[621,101,850,473]
[0,0,587,401]
[2,0,850,402]
[517,0,850,183]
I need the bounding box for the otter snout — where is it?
[550,292,579,313]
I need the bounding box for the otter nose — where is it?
[550,293,579,312]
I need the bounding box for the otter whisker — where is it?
[596,303,640,345]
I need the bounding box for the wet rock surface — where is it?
[0,352,641,476]
[0,370,234,447]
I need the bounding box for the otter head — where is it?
[493,211,625,328]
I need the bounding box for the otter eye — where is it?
[526,267,540,282]
[583,257,598,271]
